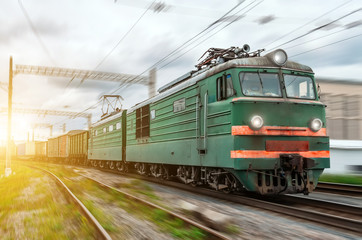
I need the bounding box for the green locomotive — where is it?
[88,45,330,195]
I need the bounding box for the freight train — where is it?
[24,46,330,195]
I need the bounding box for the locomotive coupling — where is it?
[280,154,316,173]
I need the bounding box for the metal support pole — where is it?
[50,125,53,137]
[62,123,66,133]
[87,115,92,130]
[149,68,156,98]
[5,57,13,177]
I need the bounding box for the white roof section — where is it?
[330,139,362,149]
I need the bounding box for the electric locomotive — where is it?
[87,45,330,195]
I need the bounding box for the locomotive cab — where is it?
[223,49,330,195]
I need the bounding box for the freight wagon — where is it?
[35,141,47,161]
[68,130,89,165]
[47,134,69,162]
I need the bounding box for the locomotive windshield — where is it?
[284,75,316,99]
[239,72,281,97]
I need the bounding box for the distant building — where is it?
[317,78,362,140]
[317,78,362,173]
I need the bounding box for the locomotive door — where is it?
[198,84,208,154]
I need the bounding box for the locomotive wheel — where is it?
[150,164,162,178]
[93,160,98,167]
[99,160,105,168]
[162,165,170,180]
[178,166,194,184]
[137,163,147,175]
[109,161,115,170]
[116,162,124,172]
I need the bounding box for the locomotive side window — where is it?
[150,109,156,120]
[240,72,281,97]
[109,125,114,132]
[136,105,150,139]
[217,74,234,101]
[284,75,315,100]
[116,122,121,130]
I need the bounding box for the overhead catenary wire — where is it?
[55,1,356,128]
[267,8,362,52]
[64,0,156,90]
[105,0,254,96]
[264,0,352,49]
[65,0,256,118]
[144,0,246,70]
[94,0,157,70]
[283,28,347,50]
[18,0,57,65]
[157,0,264,71]
[58,0,250,117]
[15,1,253,131]
[289,32,362,58]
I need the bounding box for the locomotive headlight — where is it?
[265,49,288,66]
[309,118,323,132]
[250,115,264,130]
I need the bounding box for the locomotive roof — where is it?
[91,110,124,128]
[127,54,313,113]
[48,129,88,140]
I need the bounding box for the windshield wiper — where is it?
[257,71,264,90]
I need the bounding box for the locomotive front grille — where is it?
[265,140,309,152]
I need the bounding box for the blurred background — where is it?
[0,0,361,173]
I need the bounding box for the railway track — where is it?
[125,173,362,234]
[316,181,362,197]
[68,163,362,235]
[27,161,362,235]
[26,165,112,240]
[27,163,232,240]
[78,173,232,240]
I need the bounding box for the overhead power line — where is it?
[289,33,362,58]
[267,7,361,52]
[144,0,246,72]
[18,0,56,65]
[264,0,352,49]
[94,0,156,70]
[158,0,264,71]
[107,0,252,96]
[283,28,346,50]
[59,0,261,123]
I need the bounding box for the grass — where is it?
[116,179,161,201]
[225,224,241,235]
[319,174,362,185]
[0,161,95,239]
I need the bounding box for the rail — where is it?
[316,182,362,197]
[26,165,112,240]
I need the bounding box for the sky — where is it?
[0,0,361,142]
